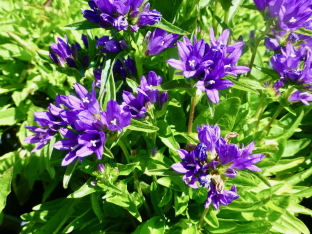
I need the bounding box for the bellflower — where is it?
[171,149,201,189]
[77,130,105,160]
[197,124,220,154]
[50,36,76,68]
[289,90,312,105]
[96,36,128,53]
[137,4,162,27]
[264,37,280,51]
[144,28,180,56]
[24,127,56,153]
[122,91,147,119]
[137,71,163,104]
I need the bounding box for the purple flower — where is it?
[122,91,147,119]
[159,92,168,107]
[77,130,106,160]
[137,71,163,104]
[171,150,201,189]
[254,0,267,11]
[50,36,75,67]
[197,124,221,154]
[289,90,312,105]
[216,139,240,165]
[194,143,207,162]
[102,100,131,132]
[264,37,280,51]
[137,4,162,27]
[123,56,136,75]
[113,16,128,31]
[96,36,128,53]
[24,127,56,153]
[94,68,102,88]
[113,59,128,80]
[205,183,239,210]
[230,141,265,172]
[97,163,105,173]
[144,28,180,56]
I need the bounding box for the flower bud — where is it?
[249,30,255,41]
[151,148,158,156]
[130,10,140,18]
[131,150,136,157]
[195,143,207,161]
[143,2,150,11]
[97,163,105,174]
[81,55,89,68]
[90,180,97,186]
[264,37,280,51]
[144,31,152,44]
[81,34,89,49]
[223,168,238,178]
[71,44,78,59]
[119,40,129,50]
[145,101,152,110]
[159,92,168,107]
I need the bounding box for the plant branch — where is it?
[198,207,210,230]
[188,95,197,141]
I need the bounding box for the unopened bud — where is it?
[115,167,119,173]
[145,101,152,110]
[151,148,158,156]
[97,163,105,174]
[90,181,97,186]
[131,150,136,157]
[119,40,129,50]
[249,30,255,41]
[223,168,238,178]
[144,31,152,43]
[185,143,197,152]
[159,92,168,107]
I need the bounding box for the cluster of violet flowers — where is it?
[122,71,168,119]
[171,124,265,210]
[82,0,161,32]
[167,27,250,104]
[24,82,131,166]
[253,0,312,105]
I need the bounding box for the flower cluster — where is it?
[167,27,250,104]
[122,71,168,119]
[171,124,265,210]
[24,82,131,166]
[82,0,161,32]
[50,34,90,70]
[254,0,312,32]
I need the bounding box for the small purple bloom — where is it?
[199,173,211,189]
[113,59,128,80]
[123,56,136,75]
[77,130,106,160]
[289,90,312,106]
[113,16,128,31]
[97,163,105,173]
[102,100,131,132]
[122,91,147,119]
[144,28,180,56]
[216,139,240,165]
[24,127,56,153]
[194,143,207,162]
[96,36,128,53]
[159,92,168,107]
[223,168,238,178]
[81,34,89,49]
[137,71,163,104]
[264,37,280,51]
[94,68,102,88]
[253,0,267,11]
[197,124,221,154]
[205,183,239,210]
[137,7,162,27]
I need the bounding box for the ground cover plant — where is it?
[1,0,312,233]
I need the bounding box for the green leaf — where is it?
[227,77,260,94]
[157,177,181,191]
[282,139,311,157]
[253,65,280,79]
[151,18,189,35]
[104,146,114,158]
[193,97,241,132]
[62,208,93,233]
[0,107,26,126]
[0,167,13,213]
[44,135,56,179]
[67,179,98,198]
[288,204,312,216]
[33,200,76,234]
[241,4,258,10]
[282,210,310,234]
[107,193,142,222]
[284,166,312,186]
[150,182,164,216]
[158,188,172,207]
[264,157,305,176]
[156,79,190,91]
[150,0,182,22]
[157,120,179,151]
[126,78,139,95]
[63,20,100,30]
[91,193,103,223]
[248,170,271,187]
[174,191,189,216]
[134,216,165,234]
[63,159,78,189]
[253,145,279,154]
[293,187,312,198]
[217,0,233,10]
[204,208,219,228]
[126,119,159,133]
[114,162,139,176]
[224,196,271,211]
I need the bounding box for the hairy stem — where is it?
[247,24,272,78]
[188,95,197,139]
[198,207,210,230]
[224,9,230,25]
[254,95,265,119]
[118,140,152,218]
[265,104,284,132]
[213,1,221,34]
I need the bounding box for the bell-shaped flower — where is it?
[144,28,180,56]
[24,127,56,153]
[122,91,147,119]
[137,4,162,27]
[289,90,312,105]
[197,124,221,154]
[137,71,163,104]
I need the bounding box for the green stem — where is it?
[224,8,230,25]
[254,95,265,119]
[213,1,221,34]
[118,140,152,218]
[255,103,268,132]
[130,33,143,80]
[188,95,197,140]
[163,52,167,80]
[264,104,284,132]
[198,207,210,230]
[247,23,272,78]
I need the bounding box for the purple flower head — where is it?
[137,7,162,27]
[137,71,163,104]
[171,150,201,189]
[194,143,207,162]
[216,139,240,165]
[205,183,239,210]
[77,130,106,160]
[81,34,89,49]
[289,90,312,105]
[144,28,180,56]
[102,100,131,132]
[197,124,221,154]
[223,168,238,178]
[24,127,56,153]
[264,37,280,51]
[254,0,268,12]
[50,36,75,67]
[113,16,128,31]
[122,91,147,119]
[97,163,106,173]
[230,141,265,172]
[199,173,212,189]
[96,36,128,53]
